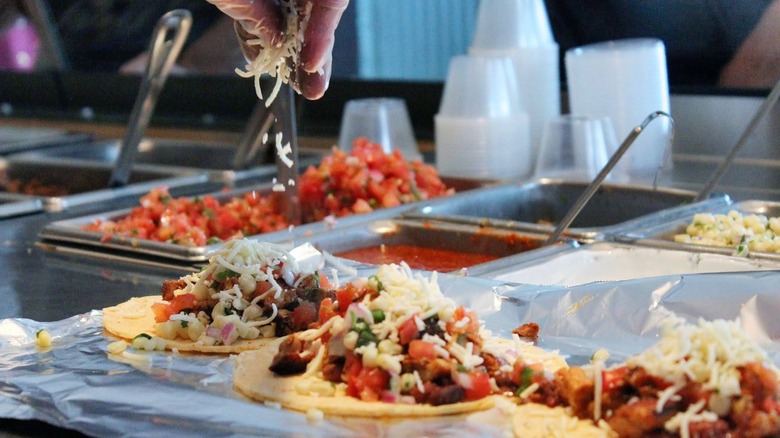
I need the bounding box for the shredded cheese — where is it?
[626,316,771,398]
[234,0,306,106]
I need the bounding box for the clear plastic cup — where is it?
[337,98,422,161]
[565,38,671,183]
[534,115,619,181]
[435,54,532,180]
[470,0,555,51]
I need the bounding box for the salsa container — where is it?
[0,157,210,212]
[405,179,731,241]
[617,200,780,261]
[296,217,574,273]
[38,177,494,265]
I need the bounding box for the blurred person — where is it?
[0,1,40,72]
[545,0,779,89]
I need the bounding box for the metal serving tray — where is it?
[299,217,574,273]
[10,138,325,183]
[469,241,780,286]
[617,200,780,261]
[0,157,210,212]
[0,193,43,218]
[39,178,496,264]
[0,126,92,155]
[406,179,730,241]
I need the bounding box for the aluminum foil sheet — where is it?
[475,241,780,286]
[2,266,780,436]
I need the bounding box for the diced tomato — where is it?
[169,293,197,314]
[318,272,331,290]
[408,340,437,360]
[602,366,629,393]
[447,306,480,335]
[463,370,492,401]
[318,298,338,325]
[151,301,172,323]
[398,317,419,346]
[336,284,363,313]
[292,302,318,330]
[346,366,389,402]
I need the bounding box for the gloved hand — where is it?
[207,0,349,99]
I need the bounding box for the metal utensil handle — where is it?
[109,9,192,188]
[273,85,301,224]
[544,111,674,246]
[233,100,276,170]
[694,77,780,202]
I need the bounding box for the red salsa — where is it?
[335,244,499,271]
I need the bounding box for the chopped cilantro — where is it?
[180,320,189,328]
[515,367,536,395]
[215,269,239,281]
[371,309,385,323]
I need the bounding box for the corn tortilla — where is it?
[512,404,615,437]
[233,338,496,417]
[102,296,273,353]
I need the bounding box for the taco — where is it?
[512,316,780,437]
[233,263,567,416]
[102,239,334,353]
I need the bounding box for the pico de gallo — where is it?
[298,138,454,222]
[268,263,564,406]
[84,139,455,246]
[518,317,780,438]
[84,187,290,246]
[151,239,334,346]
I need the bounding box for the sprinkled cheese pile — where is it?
[158,239,310,344]
[627,316,770,397]
[674,210,780,255]
[235,0,311,106]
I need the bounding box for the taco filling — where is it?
[240,263,566,411]
[516,316,780,438]
[103,239,334,352]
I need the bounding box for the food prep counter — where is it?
[2,129,780,437]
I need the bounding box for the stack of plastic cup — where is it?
[337,98,423,162]
[469,0,561,168]
[435,55,531,180]
[565,38,671,184]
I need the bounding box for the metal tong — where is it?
[108,9,192,188]
[544,111,675,246]
[694,77,780,202]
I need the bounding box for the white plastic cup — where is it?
[435,54,532,180]
[565,38,671,183]
[469,0,561,166]
[337,97,422,161]
[534,115,619,181]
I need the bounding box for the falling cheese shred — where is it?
[234,0,310,106]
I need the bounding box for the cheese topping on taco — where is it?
[234,263,566,414]
[103,239,334,353]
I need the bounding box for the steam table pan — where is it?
[0,126,92,155]
[298,217,575,273]
[617,200,780,261]
[0,157,210,212]
[10,138,325,184]
[405,179,731,242]
[38,177,495,265]
[468,241,780,285]
[0,193,43,219]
